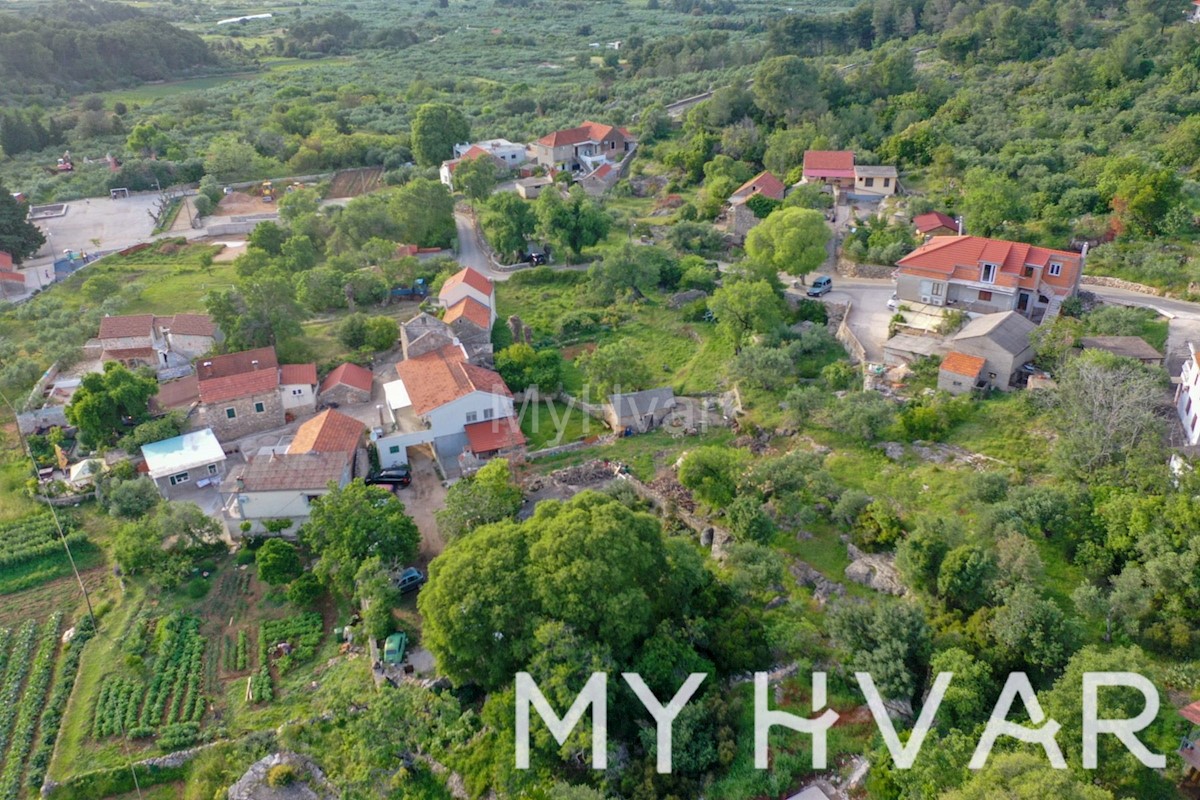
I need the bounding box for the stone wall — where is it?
[835,301,868,364]
[198,390,286,442]
[1080,275,1162,296]
[836,256,895,280]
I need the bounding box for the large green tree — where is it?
[66,362,158,447]
[0,184,45,263]
[575,339,653,397]
[256,538,303,585]
[480,192,536,262]
[534,186,610,260]
[452,154,499,204]
[389,178,456,248]
[435,458,524,542]
[744,206,830,278]
[709,280,786,348]
[411,103,470,167]
[301,479,420,597]
[753,55,826,123]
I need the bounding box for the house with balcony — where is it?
[894,235,1084,322]
[801,150,856,190]
[530,121,636,174]
[1175,343,1200,445]
[375,343,520,470]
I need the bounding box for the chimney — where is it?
[1080,242,1089,259]
[251,359,259,370]
[956,216,964,235]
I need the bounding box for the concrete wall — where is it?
[376,430,435,467]
[281,383,316,412]
[320,383,370,406]
[953,338,1032,391]
[834,301,867,364]
[937,370,977,395]
[198,390,285,441]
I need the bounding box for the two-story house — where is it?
[801,150,857,190]
[375,344,519,469]
[894,235,1084,322]
[194,347,317,442]
[221,451,352,534]
[530,121,636,173]
[439,266,496,326]
[98,313,220,368]
[156,314,220,360]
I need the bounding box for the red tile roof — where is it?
[290,409,365,454]
[803,150,855,178]
[731,170,787,202]
[320,362,373,394]
[197,347,278,380]
[941,351,986,378]
[444,296,491,330]
[395,345,511,415]
[199,369,279,404]
[591,162,615,180]
[102,346,156,361]
[913,211,958,234]
[536,120,629,148]
[151,374,199,412]
[98,314,155,340]
[0,270,23,284]
[896,236,1080,285]
[0,252,11,269]
[440,266,493,299]
[279,363,317,386]
[224,451,349,492]
[465,415,526,454]
[159,313,215,337]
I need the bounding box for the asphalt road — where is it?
[788,276,895,364]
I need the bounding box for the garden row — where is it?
[249,613,323,705]
[0,614,63,799]
[92,614,207,745]
[0,516,86,570]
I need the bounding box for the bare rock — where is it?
[789,561,846,606]
[880,441,906,461]
[845,544,907,596]
[668,289,708,309]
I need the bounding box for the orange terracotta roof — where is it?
[896,236,1080,280]
[731,170,786,202]
[913,211,958,234]
[98,314,155,340]
[197,347,278,380]
[591,162,615,180]
[279,363,317,386]
[465,415,526,454]
[198,369,279,404]
[395,345,511,415]
[151,374,199,412]
[440,266,493,298]
[1181,700,1200,725]
[320,362,373,394]
[0,252,11,269]
[444,296,491,330]
[536,120,626,148]
[0,270,23,284]
[290,409,365,454]
[159,313,215,337]
[941,351,986,378]
[803,150,855,177]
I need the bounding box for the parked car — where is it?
[365,465,411,487]
[394,567,425,595]
[383,632,408,664]
[807,275,833,297]
[887,292,898,311]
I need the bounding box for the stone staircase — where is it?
[1041,293,1064,324]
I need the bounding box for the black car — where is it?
[365,466,411,488]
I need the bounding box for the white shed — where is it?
[141,428,227,495]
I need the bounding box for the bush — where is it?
[267,764,300,787]
[286,573,323,608]
[192,194,213,217]
[183,578,210,599]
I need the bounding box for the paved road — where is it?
[788,275,895,363]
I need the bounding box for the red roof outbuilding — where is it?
[913,211,959,235]
[803,150,856,179]
[464,415,527,454]
[320,362,373,395]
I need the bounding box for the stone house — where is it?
[947,311,1037,391]
[97,314,162,368]
[193,347,315,442]
[530,121,636,173]
[318,363,373,405]
[937,351,987,395]
[606,388,676,433]
[156,314,220,360]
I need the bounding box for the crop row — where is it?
[248,628,272,704]
[0,613,62,800]
[262,613,323,676]
[0,515,86,570]
[92,677,142,739]
[0,622,38,757]
[26,616,95,793]
[235,630,249,671]
[139,615,205,730]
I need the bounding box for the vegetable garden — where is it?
[91,614,207,751]
[249,613,323,705]
[0,514,96,597]
[0,611,90,799]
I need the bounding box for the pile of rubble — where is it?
[545,460,618,489]
[647,472,696,513]
[878,441,1004,469]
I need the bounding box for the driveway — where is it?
[789,275,895,364]
[401,449,449,567]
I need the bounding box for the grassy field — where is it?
[516,400,597,450]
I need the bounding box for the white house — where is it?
[142,428,227,496]
[279,363,318,413]
[375,344,517,468]
[438,267,496,325]
[453,139,527,166]
[221,450,351,533]
[1176,343,1200,445]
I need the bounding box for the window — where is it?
[466,411,478,423]
[292,388,303,396]
[1048,262,1062,277]
[1188,398,1193,415]
[988,372,998,380]
[978,290,993,302]
[981,263,997,283]
[304,494,321,505]
[864,177,875,187]
[1192,416,1198,432]
[208,464,218,475]
[169,472,190,486]
[1022,266,1034,278]
[931,283,944,297]
[389,445,400,454]
[254,401,265,413]
[883,178,890,187]
[483,408,494,420]
[225,408,236,419]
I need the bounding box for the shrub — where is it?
[267,764,300,787]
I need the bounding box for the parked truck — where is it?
[389,277,429,299]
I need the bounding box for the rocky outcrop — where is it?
[668,289,708,309]
[789,561,847,606]
[226,752,338,800]
[845,543,907,596]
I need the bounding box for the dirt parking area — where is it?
[400,449,448,567]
